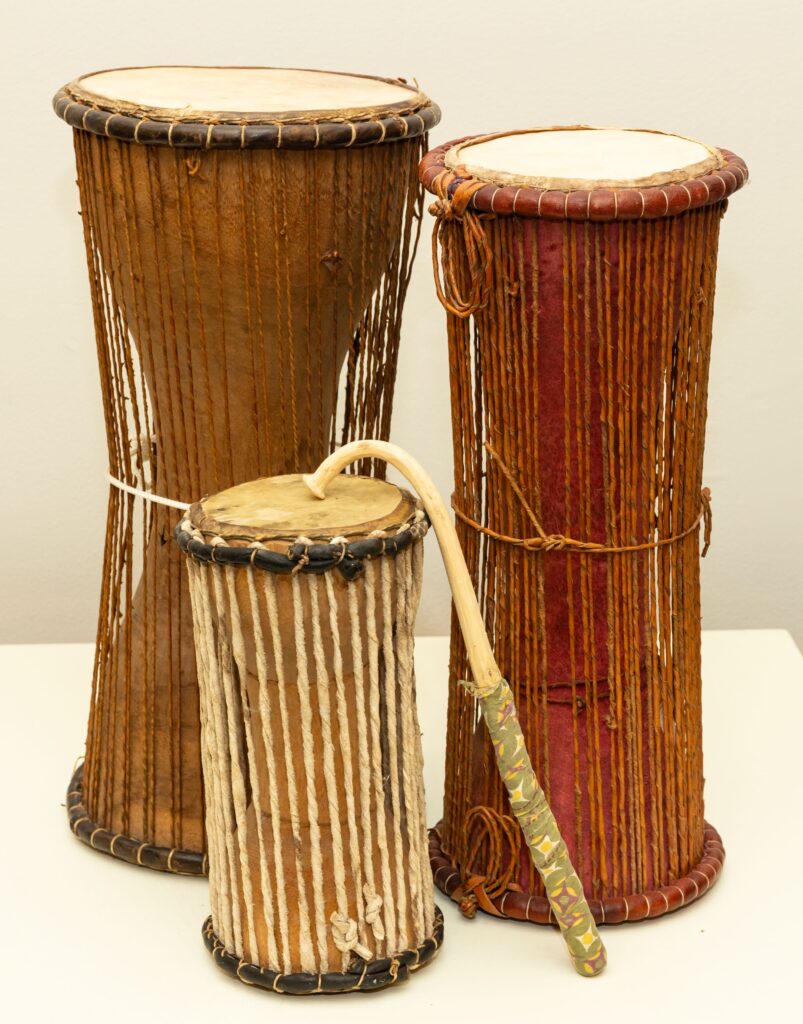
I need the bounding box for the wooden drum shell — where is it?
[58,69,438,870]
[421,131,747,924]
[177,487,441,991]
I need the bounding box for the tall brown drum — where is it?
[56,66,439,872]
[421,127,747,923]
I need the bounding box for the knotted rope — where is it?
[429,171,494,318]
[330,912,372,961]
[363,885,385,941]
[453,442,713,556]
[456,803,521,919]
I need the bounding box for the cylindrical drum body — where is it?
[421,127,747,923]
[176,474,441,994]
[56,66,439,871]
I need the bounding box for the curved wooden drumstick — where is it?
[304,440,607,977]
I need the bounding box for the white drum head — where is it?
[445,127,723,190]
[72,66,422,121]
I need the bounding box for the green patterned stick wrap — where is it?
[462,677,607,977]
[303,440,607,977]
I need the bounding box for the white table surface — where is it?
[1,630,800,1021]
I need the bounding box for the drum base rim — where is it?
[430,821,724,926]
[202,907,444,995]
[66,763,208,876]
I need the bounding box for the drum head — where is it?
[445,127,723,190]
[191,473,416,543]
[68,66,424,122]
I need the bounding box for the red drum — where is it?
[421,127,747,923]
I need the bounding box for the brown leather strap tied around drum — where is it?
[453,443,714,557]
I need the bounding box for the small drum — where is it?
[175,472,441,993]
[421,127,747,923]
[55,66,439,872]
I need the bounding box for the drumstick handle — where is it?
[304,440,607,977]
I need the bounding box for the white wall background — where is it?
[1,0,800,647]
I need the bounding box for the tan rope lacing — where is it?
[452,442,713,556]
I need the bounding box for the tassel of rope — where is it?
[363,885,385,941]
[429,171,494,318]
[330,912,372,961]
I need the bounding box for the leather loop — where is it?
[429,172,494,318]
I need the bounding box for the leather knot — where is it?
[429,198,455,221]
[700,487,713,557]
[429,171,494,318]
[458,893,478,918]
[542,534,567,551]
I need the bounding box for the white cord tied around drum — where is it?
[330,912,372,961]
[363,885,385,941]
[106,472,190,511]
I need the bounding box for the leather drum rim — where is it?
[202,909,444,994]
[429,822,725,925]
[420,129,748,221]
[67,763,207,875]
[53,66,440,149]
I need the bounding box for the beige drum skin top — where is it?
[71,66,423,120]
[193,473,415,542]
[445,127,724,190]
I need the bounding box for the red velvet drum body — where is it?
[421,128,747,923]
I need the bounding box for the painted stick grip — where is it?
[305,440,607,976]
[464,675,606,976]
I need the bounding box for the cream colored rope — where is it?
[187,558,241,953]
[186,561,227,937]
[307,574,352,971]
[395,545,427,943]
[410,540,436,932]
[323,573,372,947]
[183,522,434,976]
[378,555,409,947]
[290,574,330,969]
[363,559,398,951]
[224,566,270,963]
[243,568,284,970]
[212,566,258,959]
[264,574,316,972]
[346,579,384,954]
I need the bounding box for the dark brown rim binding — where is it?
[67,763,208,875]
[420,136,747,221]
[53,67,440,149]
[202,908,444,994]
[429,823,724,925]
[175,509,429,581]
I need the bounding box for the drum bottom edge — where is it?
[429,825,724,926]
[202,908,444,995]
[66,763,208,875]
